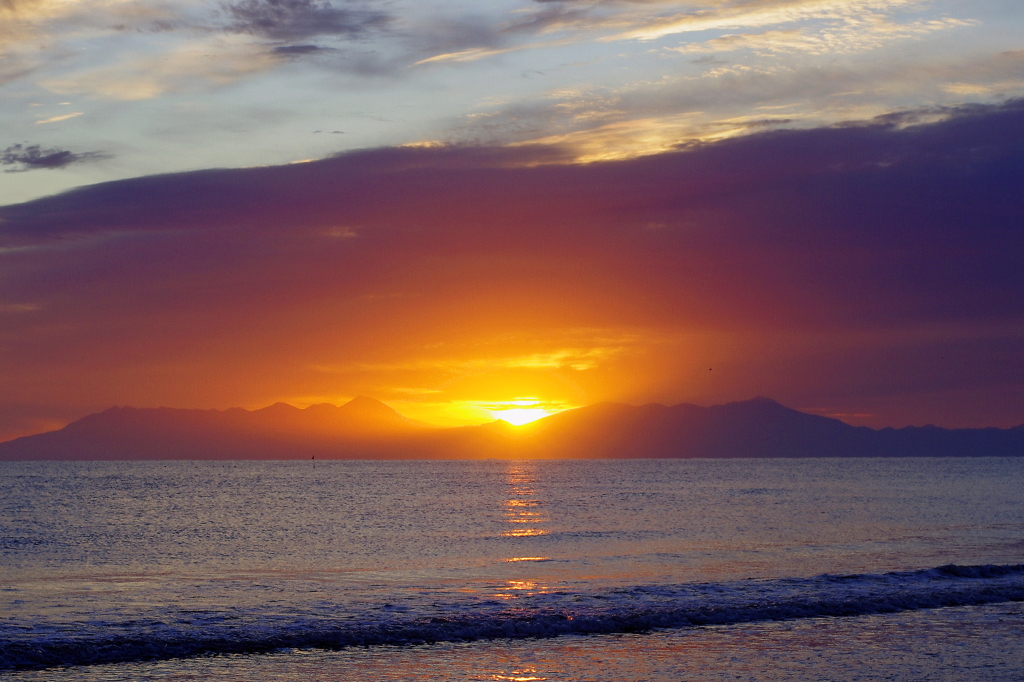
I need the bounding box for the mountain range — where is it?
[1,396,1022,460]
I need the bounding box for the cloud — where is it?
[444,48,1024,161]
[0,0,179,49]
[0,0,395,92]
[404,0,958,65]
[607,0,924,42]
[272,43,333,55]
[40,38,282,99]
[665,17,974,56]
[415,45,529,66]
[223,0,391,41]
[0,302,41,312]
[0,0,986,108]
[315,341,632,374]
[0,99,1021,429]
[1,143,111,171]
[34,111,83,124]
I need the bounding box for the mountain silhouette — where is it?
[0,397,427,460]
[517,397,1024,458]
[0,396,1021,460]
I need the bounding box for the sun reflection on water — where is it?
[501,528,549,537]
[493,578,557,599]
[500,462,549,538]
[496,463,556,597]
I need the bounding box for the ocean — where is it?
[1,458,1022,680]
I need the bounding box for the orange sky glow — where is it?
[1,101,1023,441]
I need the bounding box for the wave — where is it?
[3,563,1023,671]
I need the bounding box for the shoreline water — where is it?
[3,563,1024,671]
[5,601,1024,681]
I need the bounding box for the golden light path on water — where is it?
[500,461,553,599]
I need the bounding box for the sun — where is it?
[491,408,552,426]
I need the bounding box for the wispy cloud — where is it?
[1,0,1019,212]
[1,143,110,170]
[666,17,975,56]
[0,0,989,95]
[415,45,525,66]
[34,111,83,123]
[314,344,630,374]
[606,0,924,42]
[223,0,391,41]
[444,47,1024,162]
[0,302,41,313]
[40,38,282,99]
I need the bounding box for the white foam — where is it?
[3,563,1023,671]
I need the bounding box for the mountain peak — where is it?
[721,396,792,411]
[342,395,400,417]
[345,395,389,407]
[254,402,301,415]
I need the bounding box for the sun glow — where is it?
[372,387,577,427]
[485,398,560,425]
[492,407,551,425]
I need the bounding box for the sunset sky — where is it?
[1,0,1023,440]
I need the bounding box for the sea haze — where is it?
[1,458,1023,679]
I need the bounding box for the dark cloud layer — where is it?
[4,100,1021,322]
[1,144,110,172]
[224,0,390,41]
[272,43,334,55]
[0,100,1022,435]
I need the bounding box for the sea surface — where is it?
[1,458,1022,680]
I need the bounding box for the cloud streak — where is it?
[666,17,974,56]
[34,111,83,123]
[606,0,924,42]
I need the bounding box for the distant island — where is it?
[0,396,1022,460]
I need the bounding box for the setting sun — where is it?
[484,398,563,425]
[491,408,551,426]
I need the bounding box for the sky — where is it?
[1,0,1023,439]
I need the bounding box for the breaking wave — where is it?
[3,563,1023,671]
